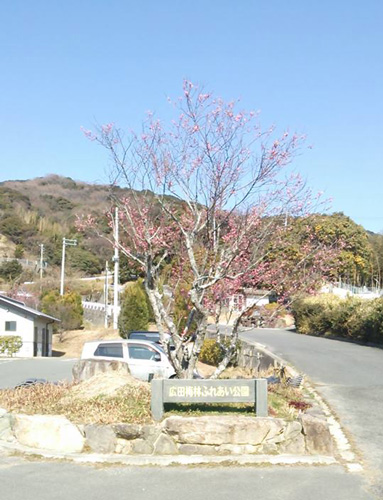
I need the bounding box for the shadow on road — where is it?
[51,350,66,357]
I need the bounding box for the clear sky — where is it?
[1,1,382,232]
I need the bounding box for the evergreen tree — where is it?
[118,281,149,338]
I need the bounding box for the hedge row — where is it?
[291,294,383,344]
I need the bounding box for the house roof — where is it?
[0,295,60,322]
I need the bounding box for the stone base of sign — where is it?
[0,410,333,457]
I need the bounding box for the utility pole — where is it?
[104,261,109,328]
[113,207,119,330]
[39,244,44,281]
[60,238,77,295]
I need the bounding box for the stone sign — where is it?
[151,378,268,421]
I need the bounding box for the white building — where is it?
[226,289,274,312]
[0,295,59,357]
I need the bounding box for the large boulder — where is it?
[72,359,131,382]
[299,414,333,455]
[12,414,85,453]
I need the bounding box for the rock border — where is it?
[0,409,333,459]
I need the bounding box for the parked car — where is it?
[81,339,176,382]
[128,331,175,350]
[128,331,162,344]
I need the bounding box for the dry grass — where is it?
[0,378,152,425]
[0,369,309,424]
[0,234,15,259]
[2,328,309,424]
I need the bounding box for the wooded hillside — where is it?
[0,174,382,289]
[0,174,119,277]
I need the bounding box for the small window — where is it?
[94,343,123,358]
[5,321,16,332]
[128,345,157,360]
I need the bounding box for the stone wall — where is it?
[83,307,106,327]
[0,410,333,457]
[237,342,276,372]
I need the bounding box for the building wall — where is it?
[0,306,54,358]
[0,306,34,357]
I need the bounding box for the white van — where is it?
[81,339,176,382]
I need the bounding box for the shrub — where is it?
[199,339,224,366]
[118,281,149,338]
[14,245,24,259]
[0,336,22,357]
[199,338,241,366]
[0,260,23,281]
[292,294,383,344]
[68,247,103,275]
[292,295,341,335]
[173,280,197,333]
[41,290,83,332]
[0,214,35,244]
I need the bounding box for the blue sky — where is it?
[1,1,382,231]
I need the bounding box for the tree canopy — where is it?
[80,81,343,378]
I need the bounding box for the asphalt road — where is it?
[0,358,76,389]
[240,328,383,498]
[0,456,376,500]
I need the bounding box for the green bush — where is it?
[68,247,103,275]
[118,281,149,338]
[292,294,383,344]
[0,214,35,244]
[0,336,22,357]
[14,245,24,259]
[199,338,241,366]
[41,290,83,331]
[199,339,224,366]
[0,260,23,281]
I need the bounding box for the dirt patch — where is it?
[52,328,120,358]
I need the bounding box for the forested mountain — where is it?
[0,174,120,277]
[0,174,383,288]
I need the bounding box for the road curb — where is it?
[0,440,337,467]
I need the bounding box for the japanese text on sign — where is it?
[167,385,250,398]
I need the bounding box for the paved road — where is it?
[240,328,383,498]
[0,455,376,500]
[0,358,76,389]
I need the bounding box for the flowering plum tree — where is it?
[80,81,339,378]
